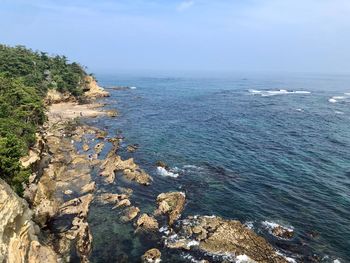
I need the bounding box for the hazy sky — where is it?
[1,0,350,74]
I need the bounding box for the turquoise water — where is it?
[87,73,350,262]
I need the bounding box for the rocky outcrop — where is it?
[165,215,288,263]
[141,248,161,263]
[84,76,109,98]
[100,147,153,185]
[97,193,131,209]
[0,179,58,263]
[155,192,185,226]
[136,214,159,232]
[45,89,74,105]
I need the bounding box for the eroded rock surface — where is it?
[0,179,58,263]
[141,248,161,263]
[165,215,288,263]
[136,214,159,232]
[100,148,152,185]
[155,192,186,226]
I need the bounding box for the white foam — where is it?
[333,259,341,263]
[187,240,199,248]
[249,89,311,97]
[129,86,137,89]
[156,166,179,178]
[236,254,255,263]
[262,221,294,232]
[335,111,344,115]
[244,221,254,229]
[329,98,337,103]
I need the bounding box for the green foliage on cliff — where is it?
[0,44,88,194]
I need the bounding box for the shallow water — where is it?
[85,73,350,262]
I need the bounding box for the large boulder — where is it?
[0,179,58,263]
[155,192,185,226]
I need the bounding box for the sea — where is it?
[82,72,350,263]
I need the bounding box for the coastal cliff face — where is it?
[0,179,58,263]
[83,76,109,98]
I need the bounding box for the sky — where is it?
[1,0,350,74]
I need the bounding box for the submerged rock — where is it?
[97,193,131,209]
[94,142,105,155]
[165,215,289,263]
[120,206,140,222]
[141,248,161,263]
[155,192,186,226]
[127,144,139,153]
[82,144,90,152]
[106,109,118,117]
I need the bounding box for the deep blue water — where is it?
[86,73,350,263]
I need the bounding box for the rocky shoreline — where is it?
[0,78,294,263]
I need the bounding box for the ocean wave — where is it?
[262,221,294,231]
[249,89,311,97]
[236,254,255,263]
[156,166,179,178]
[262,221,294,240]
[329,93,350,103]
[130,86,137,89]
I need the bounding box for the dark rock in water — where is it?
[165,215,289,263]
[272,225,294,239]
[156,160,169,170]
[141,248,161,263]
[127,144,139,153]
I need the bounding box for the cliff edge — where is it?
[0,179,58,263]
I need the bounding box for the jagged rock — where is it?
[94,142,105,155]
[81,181,96,194]
[141,248,161,263]
[136,214,159,232]
[82,144,90,152]
[127,144,139,153]
[120,206,140,222]
[155,192,186,225]
[0,179,58,263]
[165,216,289,263]
[59,194,93,217]
[271,225,294,239]
[100,148,152,185]
[84,75,110,98]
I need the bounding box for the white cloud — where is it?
[177,0,195,11]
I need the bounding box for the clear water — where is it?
[86,73,350,263]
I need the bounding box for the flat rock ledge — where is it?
[165,215,289,263]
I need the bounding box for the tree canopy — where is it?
[0,44,88,194]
